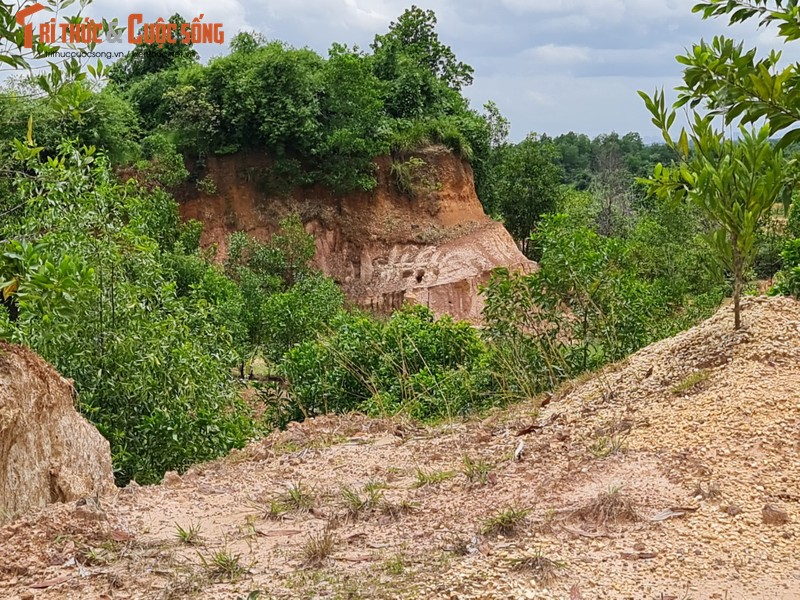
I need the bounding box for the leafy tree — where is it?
[0,142,258,484]
[493,134,564,255]
[317,43,388,192]
[640,92,787,329]
[678,1,800,148]
[109,14,199,87]
[230,31,267,54]
[371,6,474,92]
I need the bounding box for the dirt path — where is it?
[1,296,799,599]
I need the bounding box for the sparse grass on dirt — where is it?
[174,522,203,545]
[572,486,640,526]
[265,498,290,520]
[340,484,384,518]
[413,467,456,488]
[82,541,122,566]
[380,498,419,519]
[278,481,315,512]
[589,433,628,458]
[510,548,566,586]
[383,554,407,575]
[199,548,249,581]
[302,529,337,566]
[461,454,493,484]
[671,369,711,395]
[481,507,531,537]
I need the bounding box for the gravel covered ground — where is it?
[1,296,799,600]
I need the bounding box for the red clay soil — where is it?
[177,146,532,322]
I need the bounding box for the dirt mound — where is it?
[0,343,114,523]
[178,146,533,322]
[1,297,799,599]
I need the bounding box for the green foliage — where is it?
[390,157,440,197]
[109,14,199,87]
[278,305,492,427]
[551,131,675,191]
[102,7,485,194]
[224,215,341,366]
[677,3,800,150]
[0,143,258,485]
[788,195,800,240]
[371,6,474,93]
[0,82,140,166]
[482,207,723,393]
[772,239,800,297]
[640,90,788,328]
[136,133,189,187]
[492,134,564,254]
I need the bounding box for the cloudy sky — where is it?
[71,0,800,141]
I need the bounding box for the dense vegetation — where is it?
[0,0,799,485]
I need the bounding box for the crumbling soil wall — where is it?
[0,343,114,521]
[178,146,533,322]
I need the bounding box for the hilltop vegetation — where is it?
[0,0,799,489]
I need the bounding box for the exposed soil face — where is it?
[178,146,532,322]
[1,296,799,599]
[0,343,114,524]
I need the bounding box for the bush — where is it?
[277,306,493,427]
[772,239,800,297]
[482,210,724,393]
[0,144,258,484]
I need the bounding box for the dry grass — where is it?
[572,486,639,526]
[588,434,628,458]
[510,549,565,586]
[380,498,419,519]
[302,529,338,567]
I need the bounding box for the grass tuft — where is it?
[481,507,531,537]
[175,522,203,545]
[671,370,710,395]
[199,549,249,581]
[413,468,456,489]
[573,486,639,526]
[510,548,565,586]
[302,530,337,566]
[462,455,493,485]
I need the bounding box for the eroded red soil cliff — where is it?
[178,146,532,321]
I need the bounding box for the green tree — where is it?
[640,92,786,329]
[371,6,474,92]
[109,14,199,87]
[494,134,564,255]
[678,2,800,148]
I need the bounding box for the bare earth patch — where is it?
[1,296,800,599]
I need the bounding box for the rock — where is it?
[162,471,182,487]
[0,343,114,521]
[723,503,743,517]
[762,504,790,525]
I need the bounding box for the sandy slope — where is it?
[1,296,799,600]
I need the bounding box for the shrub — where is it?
[277,305,493,427]
[0,144,258,484]
[772,238,800,297]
